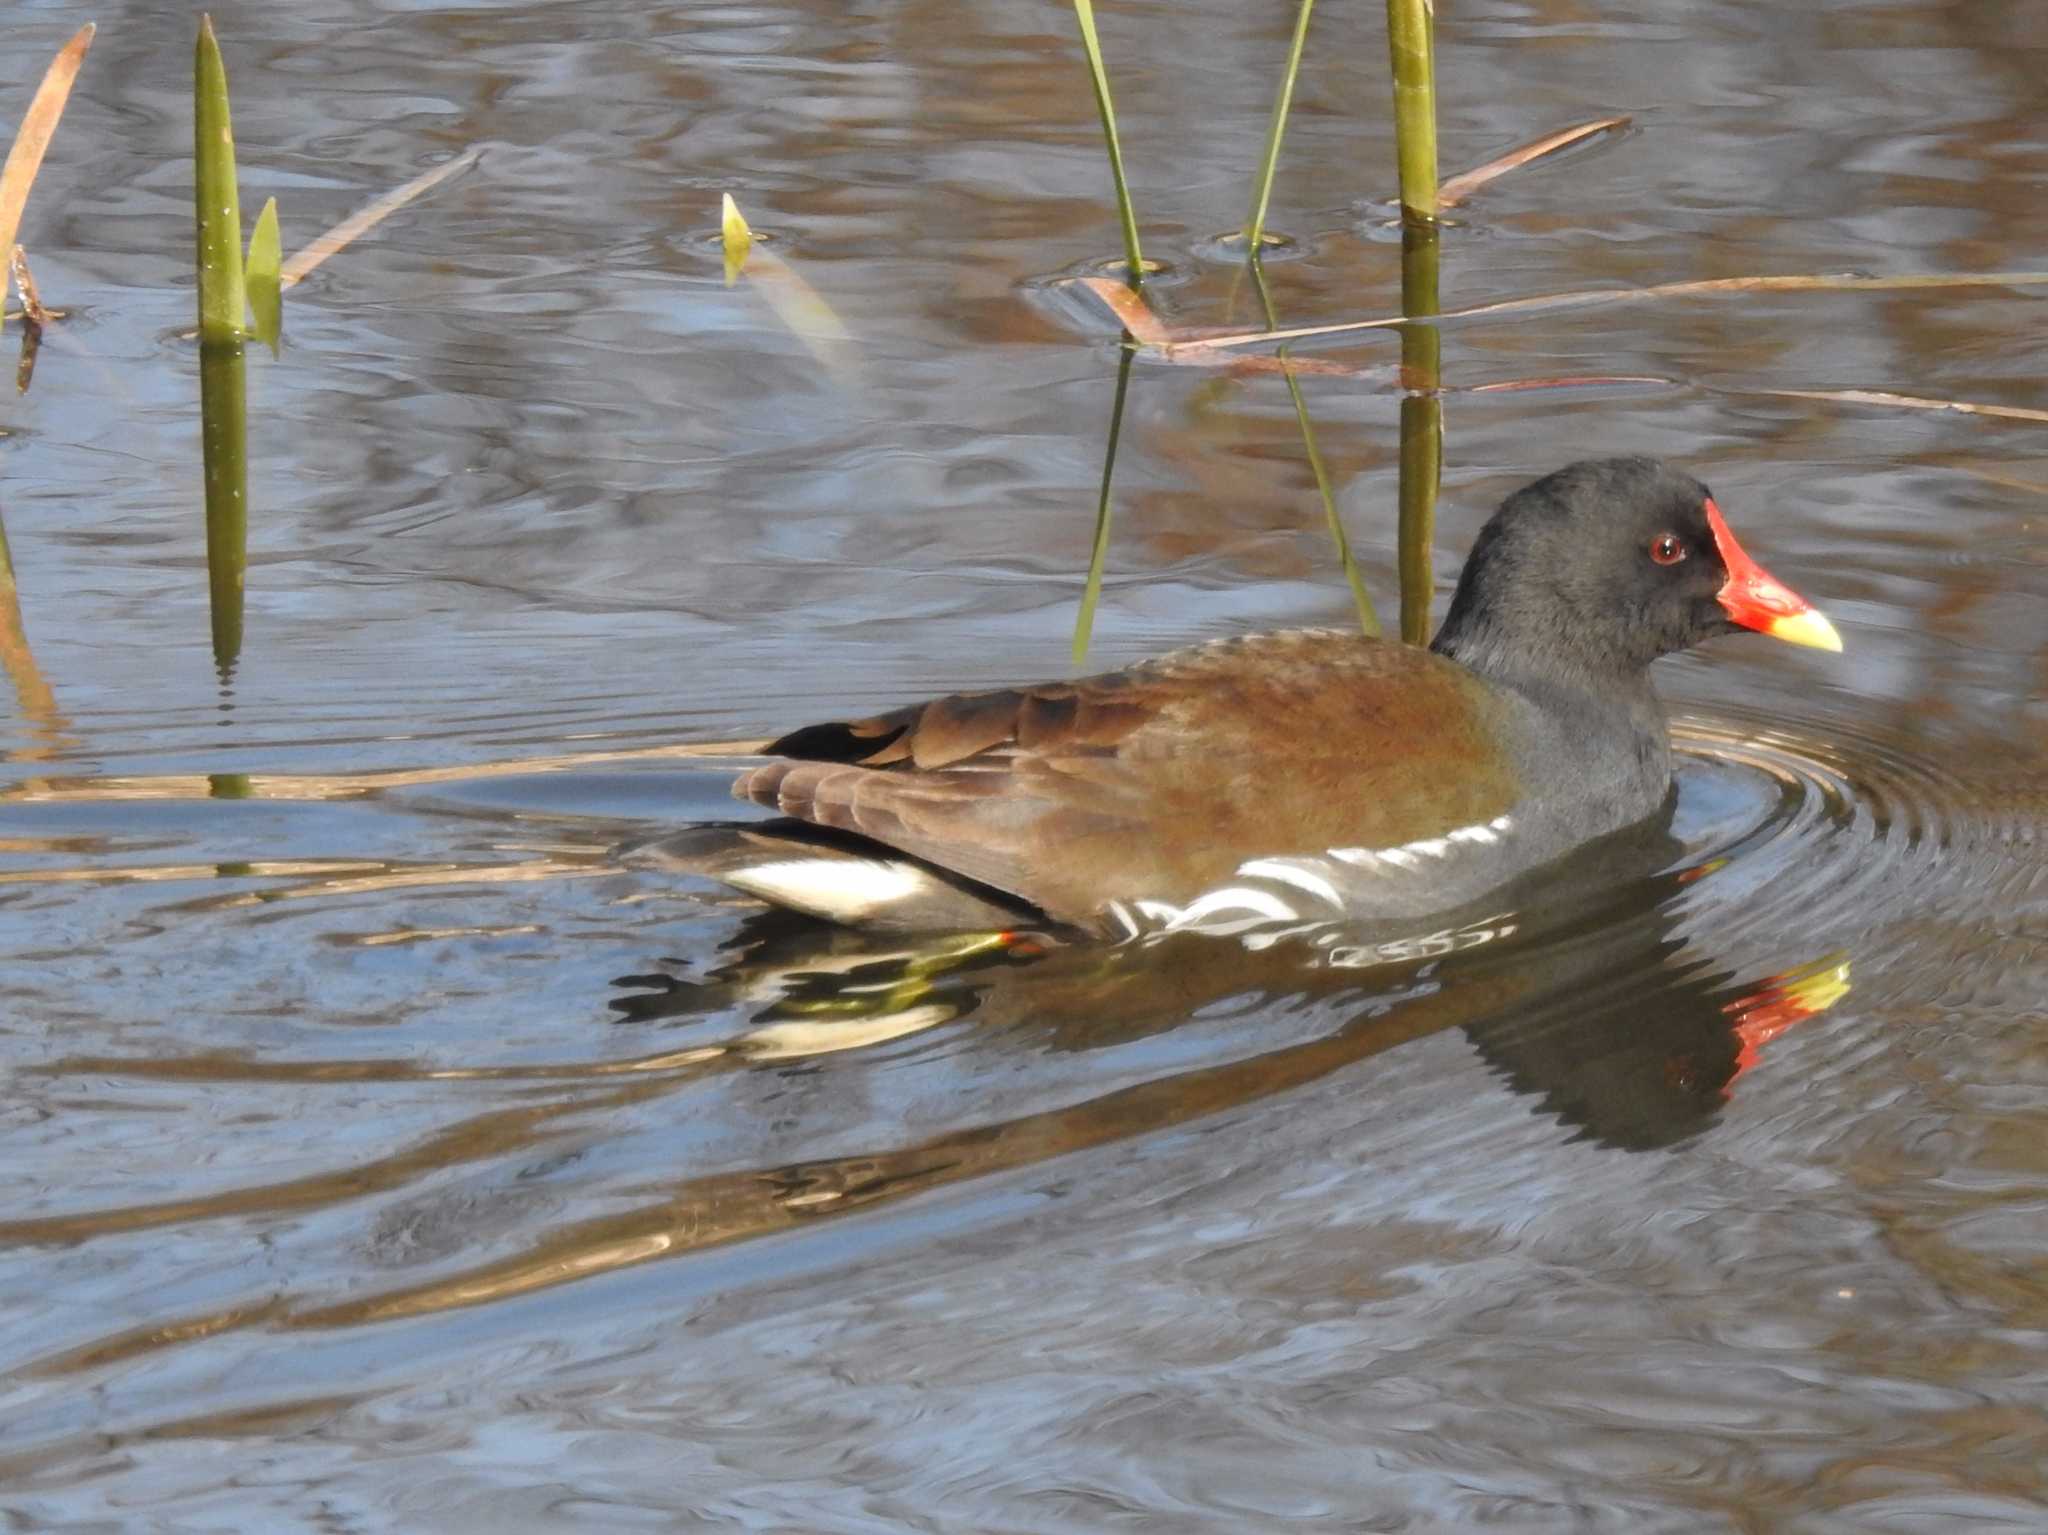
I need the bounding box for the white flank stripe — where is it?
[1166,886,1299,927]
[1102,900,1143,941]
[1236,858,1344,907]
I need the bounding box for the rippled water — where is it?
[3,0,2045,1527]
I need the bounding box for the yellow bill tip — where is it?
[1765,607,1843,653]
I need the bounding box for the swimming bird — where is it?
[633,457,1839,938]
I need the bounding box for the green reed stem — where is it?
[1385,0,1438,223]
[1396,220,1442,646]
[1072,342,1135,664]
[1244,0,1318,251]
[195,15,248,671]
[1249,257,1379,637]
[195,18,244,343]
[1384,0,1441,643]
[198,338,247,668]
[1069,0,1144,282]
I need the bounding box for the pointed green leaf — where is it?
[194,15,245,343]
[246,196,281,354]
[721,192,752,287]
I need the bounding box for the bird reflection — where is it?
[610,811,1849,1153]
[136,818,1847,1342]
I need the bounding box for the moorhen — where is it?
[635,457,1839,937]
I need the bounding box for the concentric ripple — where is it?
[1669,710,2046,953]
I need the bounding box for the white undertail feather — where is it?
[726,858,933,924]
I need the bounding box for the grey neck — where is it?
[1434,621,1674,833]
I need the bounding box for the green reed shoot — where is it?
[246,196,281,354]
[1385,0,1438,222]
[1069,0,1143,283]
[195,17,246,669]
[1247,257,1380,637]
[1236,0,1378,637]
[1395,226,1442,646]
[1244,0,1317,251]
[1066,0,1145,659]
[193,15,287,671]
[1070,343,1135,663]
[195,18,245,345]
[720,192,752,286]
[1385,0,1442,643]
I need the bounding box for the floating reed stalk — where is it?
[1069,0,1144,282]
[1081,267,2048,356]
[195,15,248,671]
[280,147,481,289]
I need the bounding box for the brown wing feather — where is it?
[739,630,1524,929]
[735,757,1038,900]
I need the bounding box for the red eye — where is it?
[1650,533,1686,565]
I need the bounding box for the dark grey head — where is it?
[1431,457,1837,682]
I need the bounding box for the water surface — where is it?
[1,0,2044,1528]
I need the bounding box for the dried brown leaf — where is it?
[1159,270,2048,354]
[1217,353,1391,379]
[1076,276,1173,344]
[1468,373,1671,393]
[0,24,94,308]
[1438,116,1631,209]
[9,246,48,329]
